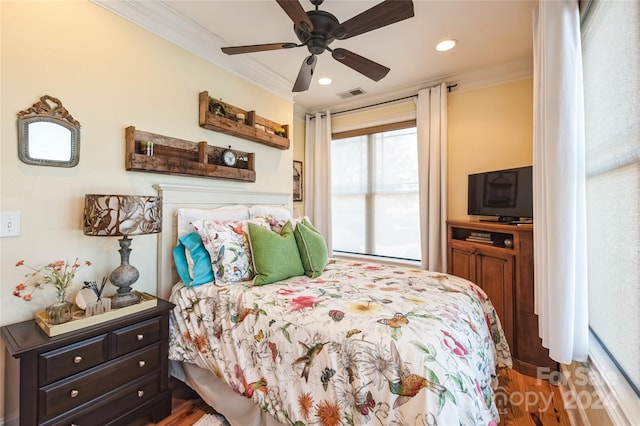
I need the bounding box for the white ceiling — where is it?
[94,0,537,113]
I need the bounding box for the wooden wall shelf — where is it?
[198,91,290,150]
[125,126,256,182]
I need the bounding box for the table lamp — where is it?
[83,194,162,308]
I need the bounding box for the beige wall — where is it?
[448,79,534,219]
[0,1,293,420]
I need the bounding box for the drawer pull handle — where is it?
[137,390,145,398]
[73,356,82,364]
[70,389,79,398]
[138,360,146,367]
[136,334,144,341]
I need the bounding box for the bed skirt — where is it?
[173,361,284,426]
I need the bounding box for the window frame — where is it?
[331,120,420,262]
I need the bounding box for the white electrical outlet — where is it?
[1,212,21,237]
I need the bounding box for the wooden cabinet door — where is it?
[475,249,514,350]
[449,247,475,281]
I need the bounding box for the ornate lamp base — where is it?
[109,236,142,309]
[110,291,141,309]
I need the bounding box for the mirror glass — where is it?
[17,96,81,167]
[28,121,72,161]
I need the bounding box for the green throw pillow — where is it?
[294,219,328,278]
[248,221,304,286]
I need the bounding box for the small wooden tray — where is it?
[35,292,158,337]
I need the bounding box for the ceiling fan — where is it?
[221,0,415,92]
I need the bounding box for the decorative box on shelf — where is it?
[35,291,158,337]
[198,91,290,150]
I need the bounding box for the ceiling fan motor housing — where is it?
[295,10,340,55]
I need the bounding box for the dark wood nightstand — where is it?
[1,298,175,426]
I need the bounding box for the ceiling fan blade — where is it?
[293,55,317,92]
[221,42,298,55]
[331,48,390,82]
[335,0,414,40]
[276,0,314,33]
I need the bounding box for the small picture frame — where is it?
[293,160,303,202]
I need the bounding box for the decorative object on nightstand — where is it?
[13,258,92,325]
[83,194,162,309]
[78,277,112,316]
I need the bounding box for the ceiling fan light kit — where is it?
[221,0,415,92]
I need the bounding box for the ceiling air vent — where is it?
[338,88,366,99]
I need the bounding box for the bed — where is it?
[154,184,512,426]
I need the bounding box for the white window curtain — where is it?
[416,83,448,272]
[533,0,588,363]
[304,111,333,254]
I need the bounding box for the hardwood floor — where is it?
[496,368,571,426]
[139,369,571,426]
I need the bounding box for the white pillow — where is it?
[177,205,250,239]
[248,205,293,221]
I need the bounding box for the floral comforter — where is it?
[169,259,512,425]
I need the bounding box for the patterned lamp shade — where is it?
[83,194,162,237]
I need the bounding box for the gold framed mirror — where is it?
[17,95,81,167]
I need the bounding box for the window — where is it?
[331,125,420,261]
[582,0,640,397]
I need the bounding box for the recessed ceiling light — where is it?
[436,39,457,52]
[318,77,332,85]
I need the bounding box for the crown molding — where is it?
[91,0,294,104]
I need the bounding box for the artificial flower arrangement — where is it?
[13,258,92,304]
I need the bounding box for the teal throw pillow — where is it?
[294,219,328,278]
[173,232,214,287]
[248,221,304,286]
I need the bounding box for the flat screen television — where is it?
[467,165,533,223]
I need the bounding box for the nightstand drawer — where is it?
[111,317,160,357]
[39,334,108,386]
[48,374,161,426]
[39,344,160,422]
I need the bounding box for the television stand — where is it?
[446,220,557,376]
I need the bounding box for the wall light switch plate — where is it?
[1,212,21,237]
